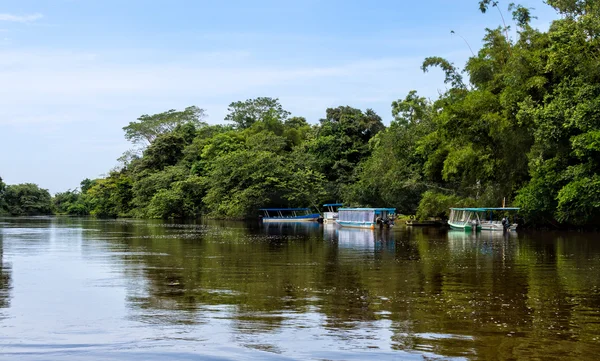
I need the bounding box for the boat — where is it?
[322,203,343,223]
[259,208,321,222]
[448,207,520,231]
[336,208,396,229]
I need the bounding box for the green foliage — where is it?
[203,148,286,218]
[421,57,465,88]
[416,191,475,220]
[131,166,188,217]
[305,106,384,202]
[225,97,290,130]
[139,133,187,171]
[0,176,6,213]
[86,173,133,217]
[33,3,600,226]
[347,92,433,213]
[123,106,206,145]
[3,183,53,216]
[53,190,80,214]
[555,174,600,225]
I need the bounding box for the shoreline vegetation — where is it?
[1,2,599,229]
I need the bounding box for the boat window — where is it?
[339,210,375,223]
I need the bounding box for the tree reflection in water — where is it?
[1,217,598,360]
[0,231,12,313]
[96,220,598,359]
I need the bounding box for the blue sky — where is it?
[0,0,558,193]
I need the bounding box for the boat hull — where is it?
[448,222,481,232]
[336,220,376,229]
[480,223,518,231]
[449,222,517,231]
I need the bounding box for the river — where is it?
[0,217,598,360]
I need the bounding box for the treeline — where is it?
[0,179,53,216]
[2,1,599,227]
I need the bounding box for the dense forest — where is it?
[1,1,599,227]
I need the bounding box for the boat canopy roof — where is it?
[259,208,312,211]
[323,203,343,207]
[339,207,396,213]
[450,207,520,211]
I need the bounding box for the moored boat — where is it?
[336,208,396,229]
[323,203,343,223]
[259,208,321,222]
[448,207,520,232]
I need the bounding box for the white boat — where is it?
[336,208,396,229]
[448,207,520,232]
[322,203,343,223]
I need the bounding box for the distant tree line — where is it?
[0,178,52,216]
[2,1,599,227]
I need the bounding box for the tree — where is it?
[347,92,434,213]
[146,175,205,219]
[53,189,80,214]
[85,173,133,217]
[225,97,290,129]
[123,106,206,145]
[130,166,188,216]
[305,106,384,202]
[139,133,187,171]
[0,177,6,213]
[3,183,53,216]
[416,191,475,220]
[514,2,600,226]
[80,178,94,193]
[46,2,600,226]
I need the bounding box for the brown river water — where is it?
[0,217,599,360]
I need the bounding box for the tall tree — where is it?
[225,97,290,129]
[123,106,206,145]
[347,91,434,213]
[306,106,384,202]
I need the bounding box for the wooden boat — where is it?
[322,203,343,223]
[336,208,396,229]
[259,208,321,222]
[448,207,520,232]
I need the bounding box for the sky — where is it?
[0,0,559,194]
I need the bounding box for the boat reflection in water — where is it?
[446,228,518,257]
[323,224,395,252]
[261,220,321,236]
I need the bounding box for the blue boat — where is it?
[336,208,396,229]
[259,208,321,222]
[323,203,343,223]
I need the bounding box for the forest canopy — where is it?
[2,1,598,227]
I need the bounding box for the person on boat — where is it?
[501,217,508,231]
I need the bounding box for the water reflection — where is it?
[0,217,599,360]
[0,232,12,313]
[323,224,395,251]
[261,221,321,235]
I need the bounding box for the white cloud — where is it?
[0,13,43,23]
